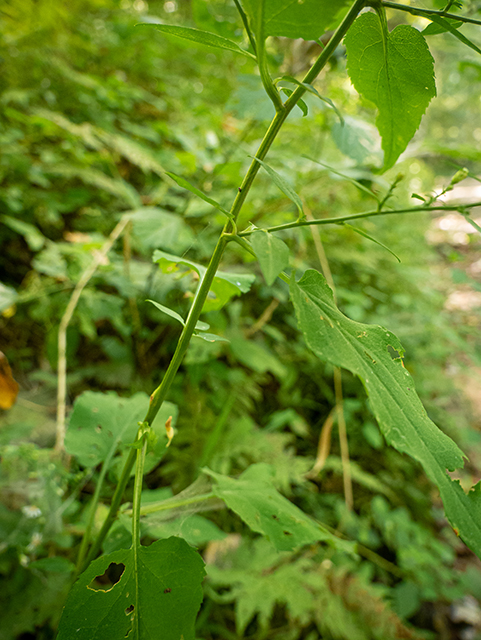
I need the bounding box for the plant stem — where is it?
[84,0,368,569]
[238,202,481,235]
[132,434,148,640]
[381,0,481,26]
[138,491,216,516]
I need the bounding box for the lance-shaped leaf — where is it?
[345,12,436,171]
[278,76,343,123]
[252,157,304,217]
[241,0,349,40]
[290,269,481,557]
[166,172,233,219]
[140,23,256,59]
[153,250,255,312]
[56,537,205,640]
[203,463,354,553]
[147,300,209,331]
[423,15,481,55]
[251,230,289,285]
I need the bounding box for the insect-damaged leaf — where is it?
[203,464,353,553]
[290,269,481,557]
[56,537,205,640]
[65,391,177,468]
[251,230,289,285]
[345,12,436,171]
[241,0,349,40]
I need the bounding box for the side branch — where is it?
[381,1,481,26]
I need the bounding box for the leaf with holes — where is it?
[290,269,481,557]
[251,230,289,285]
[65,391,177,468]
[345,12,436,171]
[56,537,205,640]
[241,0,349,40]
[203,463,353,553]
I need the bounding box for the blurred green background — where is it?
[1,0,481,638]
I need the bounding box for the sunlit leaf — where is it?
[345,12,436,170]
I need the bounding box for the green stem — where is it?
[381,0,481,26]
[75,446,116,574]
[238,202,481,236]
[84,0,367,569]
[233,0,257,55]
[139,491,216,516]
[81,447,136,572]
[256,0,284,111]
[132,434,148,640]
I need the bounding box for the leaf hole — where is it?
[87,562,125,592]
[95,425,102,433]
[283,530,292,536]
[125,604,135,615]
[164,588,172,593]
[271,514,279,521]
[387,345,401,360]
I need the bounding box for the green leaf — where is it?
[1,215,46,251]
[279,87,308,116]
[278,76,343,123]
[290,269,481,557]
[343,223,401,262]
[345,12,436,171]
[252,157,304,218]
[153,250,255,312]
[203,463,353,553]
[251,230,289,285]
[56,537,205,640]
[422,17,463,36]
[147,300,186,327]
[193,332,230,343]
[127,207,194,254]
[29,557,75,573]
[166,171,233,219]
[423,15,481,55]
[241,0,349,40]
[65,391,177,468]
[141,23,256,59]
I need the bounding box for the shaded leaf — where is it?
[290,269,481,557]
[251,230,289,285]
[203,463,353,553]
[166,171,233,219]
[141,23,255,59]
[65,391,177,468]
[0,282,17,314]
[343,223,401,262]
[127,207,194,254]
[1,215,46,251]
[57,537,205,640]
[345,12,436,170]
[278,76,343,123]
[252,157,304,217]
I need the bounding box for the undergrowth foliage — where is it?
[1,0,481,638]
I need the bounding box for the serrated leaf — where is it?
[241,0,349,40]
[345,12,436,171]
[203,463,353,553]
[153,250,255,312]
[290,269,481,557]
[251,230,289,285]
[166,171,233,219]
[65,391,177,468]
[141,23,255,59]
[252,157,304,217]
[56,537,205,640]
